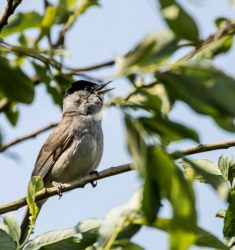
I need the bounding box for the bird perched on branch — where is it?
[20,77,112,244]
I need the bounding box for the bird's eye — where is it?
[85,86,91,91]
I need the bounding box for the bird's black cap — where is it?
[64,76,103,97]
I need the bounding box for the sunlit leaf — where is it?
[76,218,101,248]
[116,32,178,75]
[148,147,197,230]
[156,61,235,131]
[1,12,42,37]
[26,176,44,235]
[134,218,228,249]
[24,226,79,250]
[3,215,20,243]
[0,57,34,104]
[159,0,199,42]
[41,237,80,250]
[218,155,235,183]
[36,6,57,43]
[97,191,142,249]
[182,159,228,199]
[143,147,197,249]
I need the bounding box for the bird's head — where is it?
[63,77,112,116]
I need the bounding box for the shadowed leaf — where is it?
[0,57,34,104]
[159,0,199,42]
[156,61,235,131]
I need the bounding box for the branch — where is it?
[170,139,235,159]
[2,138,235,214]
[0,39,114,73]
[0,164,132,215]
[65,60,115,74]
[0,123,58,153]
[0,0,22,32]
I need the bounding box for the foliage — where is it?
[0,0,235,249]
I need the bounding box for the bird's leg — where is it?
[52,181,64,199]
[89,170,99,188]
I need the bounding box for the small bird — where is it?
[20,77,112,243]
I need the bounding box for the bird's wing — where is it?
[32,116,74,178]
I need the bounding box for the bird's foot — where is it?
[52,181,64,199]
[89,170,99,188]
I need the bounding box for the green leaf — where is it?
[32,62,51,85]
[45,74,72,106]
[143,171,161,223]
[97,191,142,249]
[76,218,101,248]
[55,0,77,24]
[159,0,199,42]
[0,229,16,250]
[25,218,101,250]
[139,117,199,143]
[145,147,197,250]
[1,12,42,37]
[218,155,235,183]
[116,32,178,75]
[36,6,57,43]
[0,57,34,104]
[24,226,80,250]
[3,215,20,243]
[125,115,147,175]
[223,203,235,248]
[148,147,197,229]
[41,237,80,250]
[111,239,144,250]
[26,176,44,234]
[156,61,235,131]
[182,159,222,183]
[182,159,228,198]
[196,227,229,250]
[134,218,228,249]
[4,102,19,126]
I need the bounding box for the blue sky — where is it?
[0,0,235,249]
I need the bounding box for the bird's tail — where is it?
[19,200,45,245]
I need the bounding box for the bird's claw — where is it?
[52,181,64,199]
[89,171,99,188]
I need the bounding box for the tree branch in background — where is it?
[1,138,235,214]
[65,59,115,74]
[0,123,58,153]
[171,139,235,158]
[0,0,22,32]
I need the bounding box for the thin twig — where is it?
[0,0,22,32]
[65,60,115,74]
[2,138,235,214]
[0,123,58,153]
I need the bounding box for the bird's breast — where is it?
[49,124,103,184]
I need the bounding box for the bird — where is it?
[20,77,112,244]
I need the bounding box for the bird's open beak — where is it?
[96,81,114,94]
